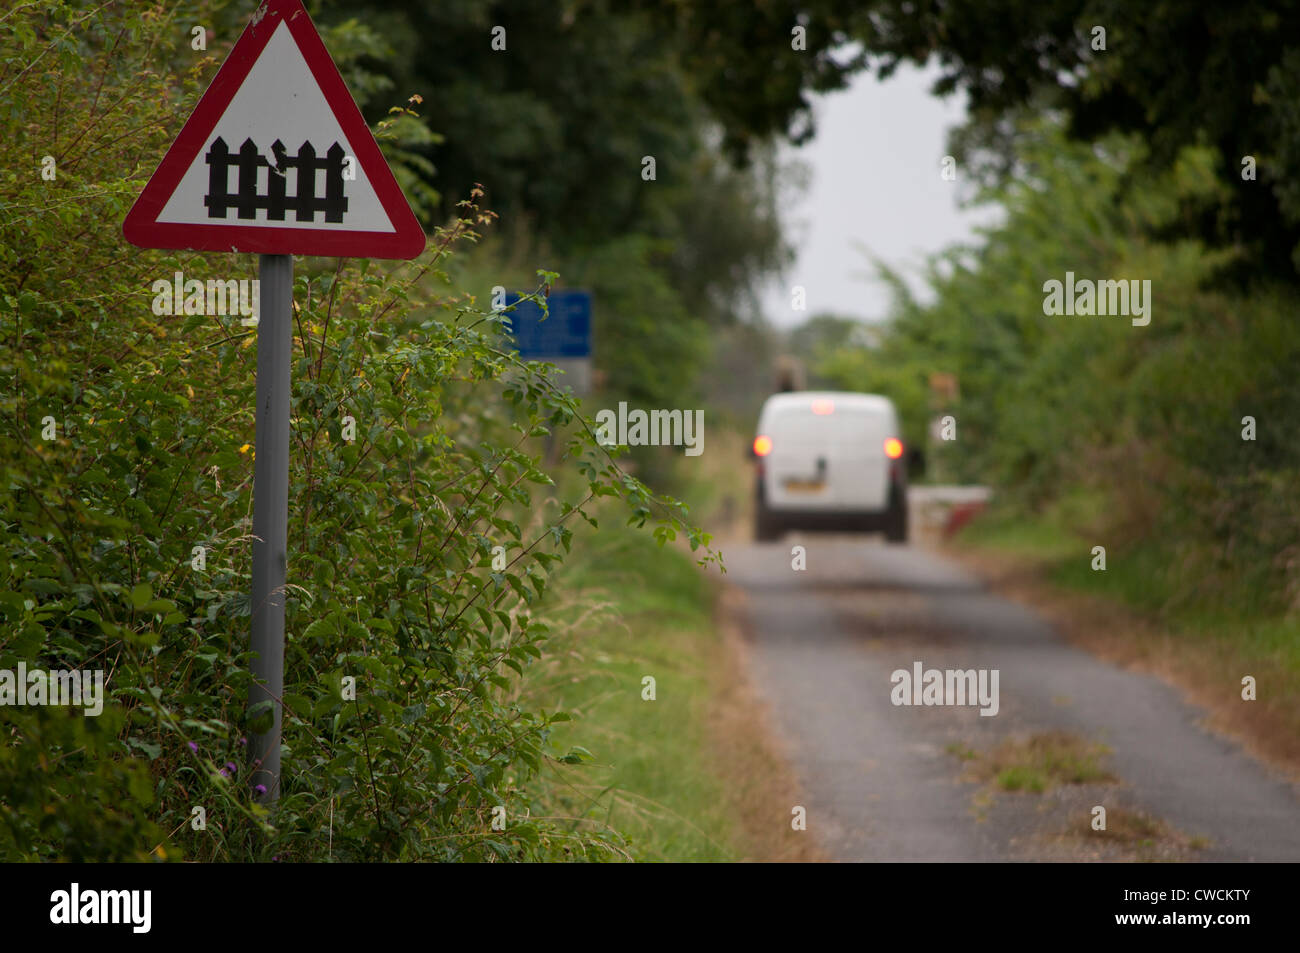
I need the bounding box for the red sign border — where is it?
[122,0,426,259]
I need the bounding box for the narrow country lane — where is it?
[723,531,1300,862]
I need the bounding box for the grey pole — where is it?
[249,253,293,804]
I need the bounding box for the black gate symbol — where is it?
[204,137,349,223]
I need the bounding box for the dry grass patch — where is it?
[1062,806,1211,862]
[955,731,1116,794]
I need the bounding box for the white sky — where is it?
[761,59,1002,329]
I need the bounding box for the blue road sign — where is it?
[506,290,592,358]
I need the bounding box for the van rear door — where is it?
[763,400,891,511]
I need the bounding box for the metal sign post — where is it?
[248,254,292,803]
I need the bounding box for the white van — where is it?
[751,391,908,542]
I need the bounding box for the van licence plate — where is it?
[783,479,825,493]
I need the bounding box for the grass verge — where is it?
[521,521,817,861]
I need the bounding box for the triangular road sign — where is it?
[123,0,425,259]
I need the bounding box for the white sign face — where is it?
[157,23,392,233]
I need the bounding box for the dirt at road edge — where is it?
[704,583,828,862]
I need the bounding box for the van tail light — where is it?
[884,437,904,459]
[753,435,773,457]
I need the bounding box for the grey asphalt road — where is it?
[723,535,1300,862]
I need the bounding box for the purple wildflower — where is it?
[187,741,198,753]
[254,784,267,796]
